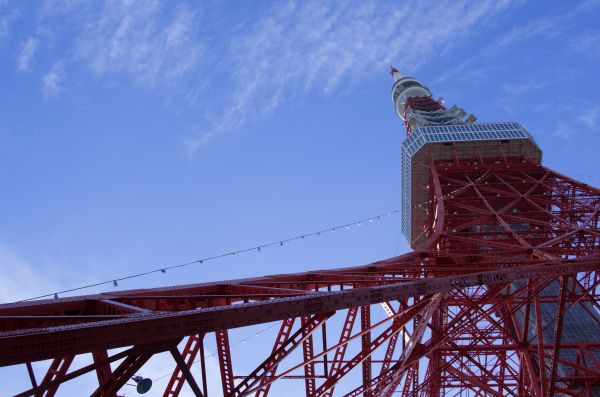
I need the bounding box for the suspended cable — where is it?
[17,209,401,302]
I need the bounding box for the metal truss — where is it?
[1,158,599,396]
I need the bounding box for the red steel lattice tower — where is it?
[1,69,599,396]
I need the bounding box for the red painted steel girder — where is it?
[1,159,600,396]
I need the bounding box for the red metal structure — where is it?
[1,72,599,396]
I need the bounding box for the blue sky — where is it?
[1,0,600,395]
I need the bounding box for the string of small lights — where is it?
[18,209,401,302]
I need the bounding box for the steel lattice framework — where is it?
[1,72,600,396]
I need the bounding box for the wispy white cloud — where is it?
[76,2,204,91]
[9,0,526,150]
[16,37,39,72]
[573,31,600,59]
[435,0,600,85]
[578,106,600,127]
[498,0,600,48]
[553,121,574,138]
[185,0,515,151]
[42,60,65,98]
[501,79,549,94]
[0,2,20,41]
[0,244,55,303]
[495,13,562,49]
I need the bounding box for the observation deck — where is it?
[401,122,542,248]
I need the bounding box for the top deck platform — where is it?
[401,122,542,247]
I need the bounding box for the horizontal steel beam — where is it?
[0,256,597,366]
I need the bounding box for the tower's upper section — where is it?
[390,67,476,134]
[393,67,542,248]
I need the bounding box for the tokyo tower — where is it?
[1,68,599,396]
